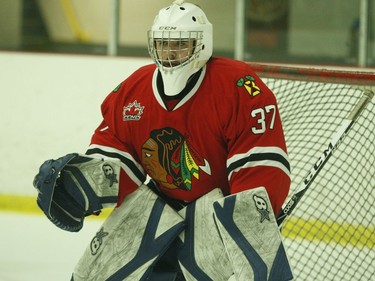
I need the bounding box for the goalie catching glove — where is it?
[33,153,120,232]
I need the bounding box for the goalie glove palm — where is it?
[33,153,120,232]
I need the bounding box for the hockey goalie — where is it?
[33,1,293,280]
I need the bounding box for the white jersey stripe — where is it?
[227,146,291,181]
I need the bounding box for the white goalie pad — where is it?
[72,184,184,281]
[63,154,122,210]
[213,187,293,281]
[177,188,233,281]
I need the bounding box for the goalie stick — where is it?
[276,89,374,227]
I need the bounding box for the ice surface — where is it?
[0,212,104,281]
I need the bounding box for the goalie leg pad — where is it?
[72,184,185,281]
[213,187,293,281]
[177,188,233,281]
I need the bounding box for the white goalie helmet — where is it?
[148,0,213,96]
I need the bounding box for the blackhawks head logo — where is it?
[141,127,211,191]
[237,75,261,97]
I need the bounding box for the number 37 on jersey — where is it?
[250,104,277,134]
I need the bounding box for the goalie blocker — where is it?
[33,153,120,232]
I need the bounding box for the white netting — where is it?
[257,66,374,281]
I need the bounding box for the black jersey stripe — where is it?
[227,152,291,175]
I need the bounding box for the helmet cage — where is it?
[148,30,203,72]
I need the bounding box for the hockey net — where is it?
[250,63,375,281]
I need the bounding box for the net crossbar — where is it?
[250,63,375,281]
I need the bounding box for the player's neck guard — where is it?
[159,62,205,96]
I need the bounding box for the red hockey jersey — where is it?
[88,57,291,213]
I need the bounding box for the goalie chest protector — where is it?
[90,57,290,212]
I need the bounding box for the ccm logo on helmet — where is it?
[159,26,177,30]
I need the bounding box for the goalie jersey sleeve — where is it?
[88,57,291,213]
